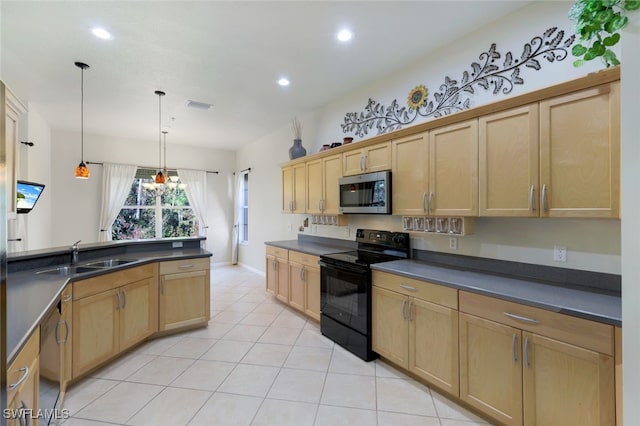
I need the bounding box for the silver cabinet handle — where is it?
[529,185,535,211]
[178,264,195,269]
[422,192,427,212]
[363,154,368,170]
[9,367,29,390]
[318,199,322,211]
[116,291,121,310]
[524,336,530,367]
[302,267,306,281]
[62,319,70,344]
[122,289,127,309]
[408,300,413,322]
[62,293,72,303]
[428,192,434,214]
[541,184,548,211]
[359,155,364,171]
[19,400,29,426]
[161,277,166,295]
[503,312,540,324]
[55,320,61,344]
[401,299,407,320]
[400,284,417,292]
[512,334,518,363]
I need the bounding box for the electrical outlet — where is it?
[554,245,567,262]
[287,224,292,232]
[172,241,183,248]
[449,237,458,250]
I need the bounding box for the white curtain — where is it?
[178,169,208,237]
[231,171,243,264]
[98,163,138,241]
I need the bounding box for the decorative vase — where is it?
[289,139,306,160]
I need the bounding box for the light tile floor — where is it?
[62,265,494,426]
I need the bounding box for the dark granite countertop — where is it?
[371,259,621,327]
[7,241,211,364]
[265,239,354,257]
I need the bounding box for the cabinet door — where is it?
[275,257,289,303]
[292,163,306,213]
[72,289,119,378]
[288,262,306,312]
[343,149,365,176]
[479,105,539,217]
[265,254,277,295]
[7,356,39,426]
[304,266,321,321]
[322,154,342,214]
[372,286,409,369]
[392,132,429,215]
[306,159,323,214]
[60,285,73,393]
[3,84,25,219]
[459,313,523,426]
[364,141,392,173]
[282,166,294,212]
[159,270,209,331]
[120,277,157,351]
[429,120,478,216]
[409,298,459,396]
[523,332,615,426]
[539,82,620,218]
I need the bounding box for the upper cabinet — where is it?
[429,120,478,217]
[539,82,620,218]
[306,153,342,215]
[282,163,306,214]
[343,141,391,176]
[2,82,27,219]
[392,132,429,215]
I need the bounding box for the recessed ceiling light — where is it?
[91,27,113,40]
[337,29,353,42]
[278,78,290,87]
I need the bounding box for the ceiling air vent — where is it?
[186,100,213,110]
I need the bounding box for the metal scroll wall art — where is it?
[341,27,575,137]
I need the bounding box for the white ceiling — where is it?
[1,1,533,151]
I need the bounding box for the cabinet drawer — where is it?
[288,250,320,269]
[73,264,156,300]
[159,257,210,275]
[459,291,614,355]
[372,271,458,309]
[265,245,288,259]
[7,326,39,403]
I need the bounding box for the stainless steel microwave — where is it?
[339,171,391,214]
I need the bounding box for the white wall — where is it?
[236,1,621,275]
[50,128,235,263]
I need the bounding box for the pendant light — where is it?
[74,62,90,178]
[154,90,166,185]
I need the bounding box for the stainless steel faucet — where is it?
[71,240,81,265]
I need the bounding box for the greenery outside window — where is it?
[113,168,198,240]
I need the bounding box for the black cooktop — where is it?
[320,229,410,267]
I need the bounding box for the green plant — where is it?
[569,0,639,67]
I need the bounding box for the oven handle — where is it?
[319,260,367,274]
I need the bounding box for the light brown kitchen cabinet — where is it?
[72,264,157,377]
[159,258,210,331]
[265,246,289,302]
[372,271,459,396]
[342,141,391,176]
[1,82,27,219]
[539,82,620,218]
[391,131,430,215]
[60,285,73,396]
[479,104,539,217]
[459,291,615,426]
[306,153,342,215]
[429,119,478,216]
[7,327,39,426]
[287,251,321,320]
[282,163,306,213]
[303,264,321,321]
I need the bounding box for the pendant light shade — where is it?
[155,90,166,185]
[74,62,90,179]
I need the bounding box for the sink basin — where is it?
[37,265,104,276]
[82,259,139,267]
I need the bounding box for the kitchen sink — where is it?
[37,265,104,276]
[82,258,139,267]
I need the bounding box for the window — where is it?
[240,171,249,243]
[112,168,198,240]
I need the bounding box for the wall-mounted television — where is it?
[17,180,45,214]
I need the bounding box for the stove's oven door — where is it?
[319,260,369,335]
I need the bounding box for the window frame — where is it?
[239,170,249,244]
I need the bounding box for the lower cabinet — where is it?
[265,246,289,302]
[72,264,157,378]
[372,271,459,396]
[459,291,615,426]
[7,327,39,426]
[159,258,211,331]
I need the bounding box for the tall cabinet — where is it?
[1,81,27,219]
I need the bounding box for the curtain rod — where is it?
[86,161,219,174]
[233,167,252,175]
